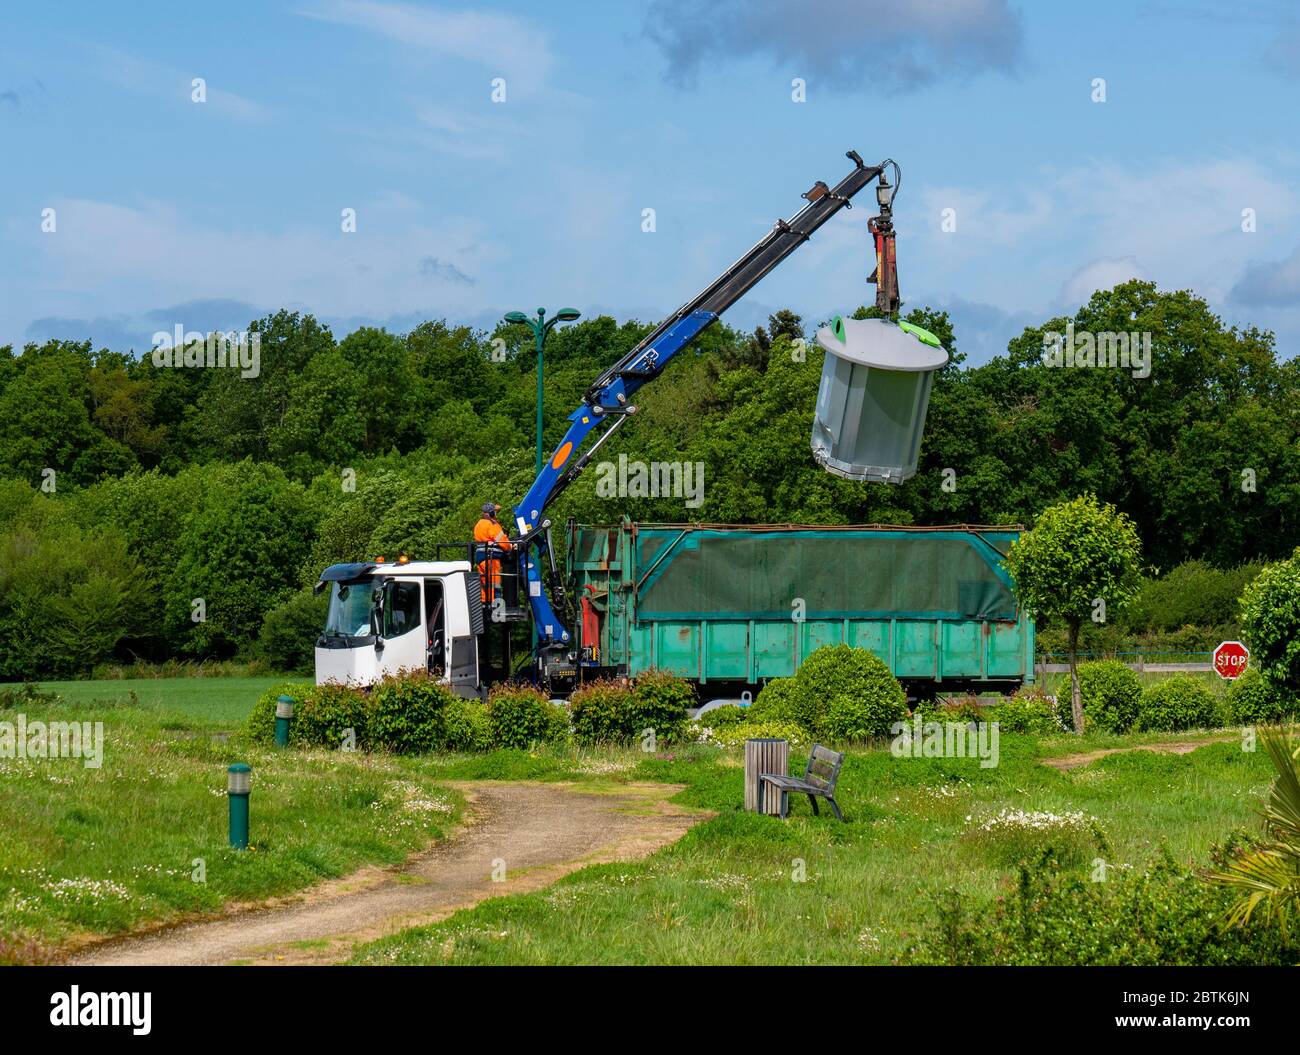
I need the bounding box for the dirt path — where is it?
[1042,736,1236,771]
[67,781,705,967]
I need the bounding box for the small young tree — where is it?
[1004,494,1142,733]
[1240,549,1300,693]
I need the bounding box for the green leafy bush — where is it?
[569,679,635,745]
[1124,561,1263,633]
[1241,549,1300,692]
[440,696,493,752]
[257,588,329,674]
[628,669,693,745]
[487,685,569,748]
[1225,668,1298,725]
[906,846,1300,966]
[292,683,375,749]
[697,718,808,748]
[1077,659,1143,733]
[990,691,1059,735]
[748,646,906,741]
[747,677,804,726]
[695,703,748,727]
[245,681,313,744]
[371,674,459,754]
[1134,675,1219,732]
[799,645,908,740]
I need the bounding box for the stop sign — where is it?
[1213,640,1250,680]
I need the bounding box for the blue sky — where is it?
[2,0,1298,364]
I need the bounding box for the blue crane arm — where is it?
[511,150,888,650]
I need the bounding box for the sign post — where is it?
[1212,640,1250,680]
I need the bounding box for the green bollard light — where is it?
[227,763,251,850]
[274,695,294,747]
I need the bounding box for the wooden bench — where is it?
[758,744,845,821]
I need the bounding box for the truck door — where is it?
[377,579,426,677]
[446,571,483,698]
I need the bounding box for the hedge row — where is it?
[1064,660,1300,734]
[246,668,696,753]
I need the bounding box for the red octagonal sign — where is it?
[1213,640,1250,680]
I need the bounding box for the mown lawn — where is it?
[0,697,463,958]
[352,727,1274,965]
[4,676,280,724]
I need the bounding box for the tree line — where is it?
[0,280,1294,677]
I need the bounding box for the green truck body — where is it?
[568,521,1034,695]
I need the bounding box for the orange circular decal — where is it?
[551,442,573,469]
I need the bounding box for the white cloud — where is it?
[18,195,491,330]
[1059,256,1148,307]
[299,1,554,93]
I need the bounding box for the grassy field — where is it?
[2,677,280,724]
[350,729,1274,965]
[0,694,463,959]
[0,674,1282,965]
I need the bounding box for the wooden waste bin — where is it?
[744,738,789,815]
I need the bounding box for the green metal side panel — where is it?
[703,622,749,682]
[940,621,981,679]
[986,620,1025,677]
[754,622,796,679]
[895,621,937,678]
[799,620,842,661]
[848,620,890,663]
[651,622,698,678]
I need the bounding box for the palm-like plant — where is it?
[1206,727,1300,938]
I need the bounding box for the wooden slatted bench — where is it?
[758,744,845,821]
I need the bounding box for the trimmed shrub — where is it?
[750,647,907,740]
[1077,660,1143,733]
[1225,668,1299,726]
[628,668,693,745]
[245,681,313,744]
[487,685,569,748]
[1134,675,1219,732]
[293,683,375,749]
[797,645,908,740]
[440,696,493,752]
[748,677,804,725]
[569,679,636,745]
[990,691,1059,735]
[371,674,458,754]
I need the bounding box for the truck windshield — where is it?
[323,581,377,639]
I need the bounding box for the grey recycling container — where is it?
[810,316,949,483]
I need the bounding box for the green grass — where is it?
[0,698,463,958]
[349,728,1275,965]
[2,677,279,724]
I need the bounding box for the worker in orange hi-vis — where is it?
[473,502,513,605]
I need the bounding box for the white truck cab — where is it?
[314,559,485,695]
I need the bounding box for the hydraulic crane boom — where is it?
[508,150,897,660]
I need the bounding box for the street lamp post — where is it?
[504,307,581,477]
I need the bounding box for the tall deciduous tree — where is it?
[1005,494,1142,732]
